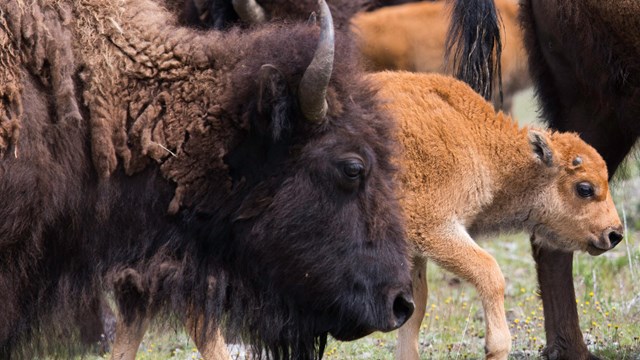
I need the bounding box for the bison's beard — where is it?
[219,273,330,360]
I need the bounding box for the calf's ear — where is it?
[528,130,554,167]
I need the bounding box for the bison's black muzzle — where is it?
[390,289,415,330]
[329,289,414,341]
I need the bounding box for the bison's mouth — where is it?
[330,326,376,341]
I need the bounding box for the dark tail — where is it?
[445,0,502,104]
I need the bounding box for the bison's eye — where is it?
[576,182,595,198]
[342,160,365,180]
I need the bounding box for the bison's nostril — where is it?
[392,292,415,328]
[609,230,623,247]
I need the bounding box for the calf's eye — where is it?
[576,182,595,198]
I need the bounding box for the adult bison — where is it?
[519,1,640,359]
[0,0,414,359]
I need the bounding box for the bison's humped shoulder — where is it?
[70,0,239,213]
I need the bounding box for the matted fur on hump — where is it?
[1,0,234,211]
[0,0,82,159]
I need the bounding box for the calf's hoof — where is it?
[484,342,510,360]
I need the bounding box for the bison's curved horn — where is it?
[298,0,334,124]
[232,0,266,23]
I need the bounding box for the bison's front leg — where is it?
[185,314,231,360]
[109,315,149,360]
[531,239,599,360]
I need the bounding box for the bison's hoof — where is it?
[542,345,600,360]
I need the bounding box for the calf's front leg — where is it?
[109,316,149,360]
[414,226,511,360]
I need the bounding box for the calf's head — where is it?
[528,130,623,255]
[199,1,412,355]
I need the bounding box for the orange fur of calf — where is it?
[110,72,620,360]
[352,0,530,112]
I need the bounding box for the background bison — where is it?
[0,0,414,358]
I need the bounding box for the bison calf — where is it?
[370,72,622,360]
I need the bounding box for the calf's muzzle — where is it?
[589,226,624,255]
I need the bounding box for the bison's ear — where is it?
[256,64,293,142]
[528,130,554,167]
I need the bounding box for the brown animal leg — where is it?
[531,241,598,360]
[418,227,510,360]
[186,315,231,360]
[109,316,149,360]
[396,256,427,360]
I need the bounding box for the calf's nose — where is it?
[605,227,624,248]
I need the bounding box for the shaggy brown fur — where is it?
[371,72,621,360]
[352,0,530,112]
[0,0,414,358]
[519,1,640,358]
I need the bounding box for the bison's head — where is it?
[527,130,623,256]
[198,1,413,357]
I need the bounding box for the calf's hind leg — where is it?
[416,225,511,360]
[396,256,427,360]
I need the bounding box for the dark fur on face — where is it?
[0,1,410,359]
